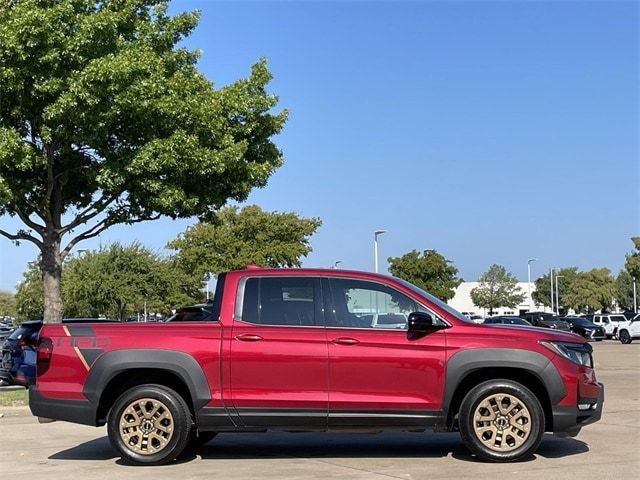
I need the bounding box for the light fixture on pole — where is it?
[527,258,538,312]
[373,230,387,273]
[555,274,563,316]
[333,260,343,269]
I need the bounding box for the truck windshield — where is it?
[394,277,470,322]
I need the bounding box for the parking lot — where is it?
[0,342,638,480]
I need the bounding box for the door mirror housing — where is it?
[407,312,444,338]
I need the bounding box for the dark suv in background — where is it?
[521,312,571,331]
[0,320,40,386]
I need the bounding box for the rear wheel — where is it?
[458,379,544,462]
[619,330,632,344]
[107,384,192,465]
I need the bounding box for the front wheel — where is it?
[107,384,192,465]
[458,380,545,462]
[619,330,632,344]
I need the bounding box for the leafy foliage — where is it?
[564,268,616,313]
[167,205,322,280]
[15,243,202,321]
[615,270,635,312]
[532,267,579,311]
[0,0,287,322]
[471,264,525,314]
[387,249,462,301]
[625,237,640,280]
[15,261,44,321]
[0,290,17,318]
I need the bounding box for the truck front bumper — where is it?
[551,382,604,437]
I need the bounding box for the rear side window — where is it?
[241,277,319,327]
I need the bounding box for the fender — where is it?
[443,348,566,413]
[83,349,211,410]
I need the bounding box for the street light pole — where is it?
[634,278,637,313]
[373,230,387,273]
[550,268,554,315]
[527,258,538,312]
[555,275,563,316]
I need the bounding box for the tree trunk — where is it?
[41,238,63,323]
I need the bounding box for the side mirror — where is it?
[407,312,442,339]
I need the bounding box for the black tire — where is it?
[458,379,545,462]
[619,330,632,344]
[107,384,192,466]
[190,431,218,447]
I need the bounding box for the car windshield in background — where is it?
[394,277,470,322]
[568,317,592,326]
[504,317,529,325]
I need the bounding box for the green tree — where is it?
[532,267,579,312]
[167,205,321,280]
[0,1,287,323]
[625,237,640,281]
[564,268,616,313]
[471,264,525,315]
[387,249,462,301]
[15,260,44,321]
[0,290,17,318]
[615,270,635,312]
[64,243,201,320]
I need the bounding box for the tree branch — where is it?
[0,228,43,249]
[60,214,160,259]
[15,207,45,234]
[60,193,118,235]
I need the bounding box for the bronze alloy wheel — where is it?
[472,393,531,452]
[119,398,175,455]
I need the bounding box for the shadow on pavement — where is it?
[49,431,589,465]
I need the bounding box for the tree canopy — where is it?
[0,290,17,319]
[387,249,462,301]
[532,267,579,311]
[168,205,322,280]
[471,264,524,314]
[625,237,640,280]
[14,243,202,321]
[616,270,635,312]
[0,0,287,322]
[564,268,616,313]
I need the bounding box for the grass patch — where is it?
[0,388,28,407]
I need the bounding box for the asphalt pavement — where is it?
[1,342,638,479]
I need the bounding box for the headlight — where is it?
[540,341,593,367]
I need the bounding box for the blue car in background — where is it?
[0,320,41,387]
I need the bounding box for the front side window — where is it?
[327,278,427,330]
[241,277,318,327]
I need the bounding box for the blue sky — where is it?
[0,0,638,291]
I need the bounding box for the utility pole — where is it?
[550,268,554,314]
[634,278,637,313]
[527,258,538,311]
[555,275,563,316]
[373,230,386,273]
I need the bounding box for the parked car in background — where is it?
[484,316,532,327]
[621,312,638,321]
[0,320,40,386]
[0,326,14,342]
[559,317,606,341]
[520,312,571,331]
[592,314,627,339]
[164,303,217,322]
[1,318,116,386]
[616,314,640,344]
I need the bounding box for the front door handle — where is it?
[331,337,359,345]
[235,334,263,342]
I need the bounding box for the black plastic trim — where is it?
[83,349,211,411]
[552,383,604,435]
[443,348,567,415]
[29,386,97,426]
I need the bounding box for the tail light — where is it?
[36,336,53,376]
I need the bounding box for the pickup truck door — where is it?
[228,276,328,429]
[323,277,447,428]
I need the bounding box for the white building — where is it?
[448,282,553,317]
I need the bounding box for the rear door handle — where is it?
[235,334,263,342]
[331,337,359,345]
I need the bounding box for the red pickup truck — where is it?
[30,267,603,465]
